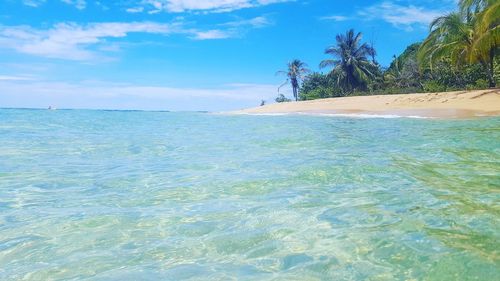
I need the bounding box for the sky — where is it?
[0,0,457,111]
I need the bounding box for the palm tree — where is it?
[276,59,309,101]
[459,0,495,15]
[418,13,474,70]
[385,56,408,88]
[468,0,499,87]
[418,1,498,87]
[319,29,377,94]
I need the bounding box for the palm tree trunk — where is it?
[293,86,298,101]
[488,48,495,88]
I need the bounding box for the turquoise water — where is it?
[0,109,499,280]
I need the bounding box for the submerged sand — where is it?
[234,89,500,118]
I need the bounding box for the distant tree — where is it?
[320,29,378,94]
[299,72,342,100]
[385,43,422,89]
[385,57,414,88]
[277,59,310,101]
[275,93,291,103]
[388,43,421,71]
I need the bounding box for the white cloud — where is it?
[22,0,45,7]
[0,16,273,60]
[222,16,272,28]
[0,22,177,61]
[126,7,145,13]
[0,79,281,111]
[0,75,34,81]
[129,0,292,13]
[192,29,232,40]
[22,0,86,9]
[320,15,348,22]
[189,16,273,39]
[359,1,445,30]
[61,0,86,9]
[165,0,252,12]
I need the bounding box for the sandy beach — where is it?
[235,89,500,118]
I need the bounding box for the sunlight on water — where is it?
[0,109,499,280]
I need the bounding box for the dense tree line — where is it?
[276,0,498,102]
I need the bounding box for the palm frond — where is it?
[319,59,339,69]
[277,79,289,93]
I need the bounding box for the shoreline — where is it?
[232,89,500,118]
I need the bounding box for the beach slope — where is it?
[235,89,500,118]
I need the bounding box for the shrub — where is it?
[466,79,489,90]
[423,81,447,92]
[275,94,291,103]
[475,78,489,89]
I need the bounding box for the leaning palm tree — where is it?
[418,13,475,70]
[419,1,499,87]
[459,0,495,15]
[468,1,499,86]
[319,29,377,94]
[277,59,309,101]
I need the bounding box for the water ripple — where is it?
[0,109,499,280]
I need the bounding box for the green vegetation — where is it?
[276,59,310,101]
[418,0,499,87]
[320,29,378,95]
[275,93,291,103]
[276,0,498,102]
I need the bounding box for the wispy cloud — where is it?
[359,1,446,30]
[127,0,292,14]
[221,16,272,28]
[0,75,35,81]
[0,17,272,60]
[60,0,87,10]
[22,0,46,7]
[191,29,232,40]
[189,16,273,40]
[23,0,86,9]
[319,15,349,22]
[126,6,145,13]
[0,22,178,61]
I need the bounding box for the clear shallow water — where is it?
[0,109,499,280]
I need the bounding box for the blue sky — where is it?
[0,0,456,111]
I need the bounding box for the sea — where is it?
[0,108,499,280]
